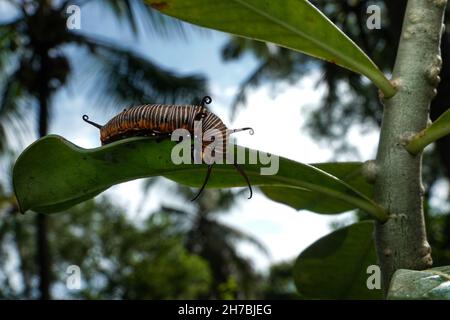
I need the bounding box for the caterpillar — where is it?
[82,96,254,201]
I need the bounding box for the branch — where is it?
[405,107,450,154]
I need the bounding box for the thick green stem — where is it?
[374,0,447,295]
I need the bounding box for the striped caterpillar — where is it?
[82,96,254,201]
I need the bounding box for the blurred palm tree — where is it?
[156,187,268,299]
[0,195,213,299]
[0,0,207,299]
[262,260,300,300]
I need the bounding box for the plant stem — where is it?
[36,40,51,301]
[374,0,447,295]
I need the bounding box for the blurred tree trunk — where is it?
[36,48,51,300]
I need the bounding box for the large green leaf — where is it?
[13,135,386,220]
[387,267,450,300]
[294,221,382,299]
[146,0,395,97]
[261,162,373,214]
[406,107,450,155]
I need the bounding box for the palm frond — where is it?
[136,177,160,213]
[208,219,269,256]
[0,18,33,152]
[160,205,190,216]
[96,0,190,38]
[0,19,20,75]
[0,68,33,153]
[222,38,311,118]
[71,34,207,108]
[196,222,260,297]
[226,245,259,280]
[230,59,271,118]
[208,189,247,214]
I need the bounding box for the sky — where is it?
[1,1,385,272]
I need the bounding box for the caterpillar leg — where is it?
[191,164,214,201]
[233,163,252,199]
[190,144,195,164]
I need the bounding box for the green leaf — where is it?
[146,0,395,98]
[294,221,382,299]
[13,135,386,220]
[406,108,450,155]
[261,162,373,214]
[387,267,450,300]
